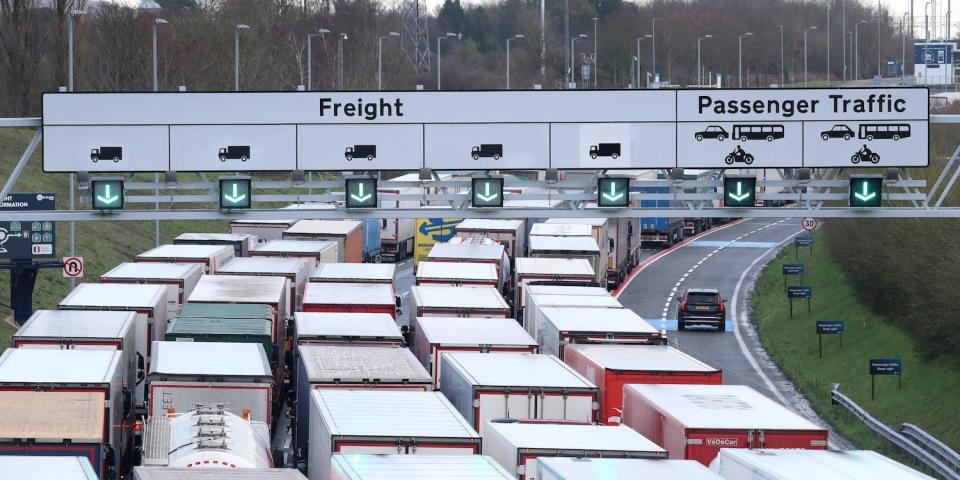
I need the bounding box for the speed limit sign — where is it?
[801,217,818,232]
[63,256,84,278]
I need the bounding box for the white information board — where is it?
[41,88,928,172]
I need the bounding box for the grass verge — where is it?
[752,227,960,457]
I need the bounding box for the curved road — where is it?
[616,217,852,449]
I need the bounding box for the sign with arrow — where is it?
[218,177,252,209]
[345,177,378,208]
[91,178,124,210]
[597,177,630,208]
[723,175,756,207]
[849,175,883,207]
[472,177,504,208]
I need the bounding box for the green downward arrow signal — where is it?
[96,184,120,205]
[223,183,247,204]
[601,181,624,202]
[350,182,372,202]
[727,181,751,202]
[853,181,876,202]
[476,182,499,202]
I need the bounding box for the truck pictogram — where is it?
[90,147,122,163]
[345,145,377,161]
[218,145,250,162]
[471,144,503,160]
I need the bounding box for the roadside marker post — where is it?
[816,320,845,359]
[869,358,903,400]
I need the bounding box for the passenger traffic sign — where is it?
[62,256,84,278]
[90,178,125,210]
[722,176,756,207]
[849,175,883,207]
[471,177,504,208]
[787,286,813,298]
[817,320,845,335]
[783,264,805,275]
[218,177,252,209]
[345,177,378,208]
[596,177,631,208]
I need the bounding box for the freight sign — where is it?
[42,88,928,172]
[0,193,56,260]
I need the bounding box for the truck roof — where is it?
[410,285,509,310]
[219,257,309,276]
[136,243,233,260]
[523,285,608,296]
[149,341,272,378]
[442,352,594,389]
[415,317,536,347]
[545,217,608,227]
[428,243,505,262]
[515,258,595,276]
[297,345,432,384]
[416,261,499,282]
[188,275,287,305]
[283,219,362,237]
[538,458,721,479]
[331,455,513,480]
[711,449,933,480]
[0,349,121,384]
[566,344,718,373]
[133,467,307,480]
[2,456,99,480]
[59,283,167,310]
[484,422,665,454]
[540,307,659,335]
[179,303,273,320]
[529,223,594,237]
[311,263,396,283]
[102,262,203,280]
[175,232,255,242]
[16,309,137,339]
[253,239,338,255]
[294,312,402,340]
[455,219,524,232]
[528,235,600,253]
[166,317,273,337]
[303,282,396,306]
[311,390,479,439]
[625,384,826,431]
[0,390,105,443]
[229,219,298,226]
[531,294,623,309]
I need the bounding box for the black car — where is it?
[676,288,725,331]
[821,124,855,141]
[694,125,728,141]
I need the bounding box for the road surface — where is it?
[617,217,853,449]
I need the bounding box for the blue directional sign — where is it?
[795,236,814,247]
[787,286,813,298]
[472,177,504,208]
[597,177,630,208]
[870,358,902,375]
[817,320,845,335]
[783,264,805,275]
[91,178,124,211]
[345,177,378,209]
[723,175,757,207]
[849,175,883,207]
[218,177,252,209]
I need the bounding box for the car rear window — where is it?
[686,292,718,304]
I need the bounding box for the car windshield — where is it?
[686,292,718,304]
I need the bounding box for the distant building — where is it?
[914,42,959,85]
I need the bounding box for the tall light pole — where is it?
[437,32,459,90]
[804,26,818,86]
[564,0,570,81]
[877,0,882,78]
[856,20,867,79]
[234,24,250,91]
[506,34,524,90]
[842,0,847,81]
[337,32,348,90]
[570,34,588,86]
[697,34,712,86]
[540,0,545,81]
[738,32,752,88]
[593,17,599,88]
[151,17,167,249]
[378,31,400,90]
[307,28,330,91]
[827,3,831,86]
[636,34,652,88]
[652,18,660,81]
[901,15,906,79]
[778,25,785,85]
[67,8,85,291]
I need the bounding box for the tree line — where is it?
[1,0,907,116]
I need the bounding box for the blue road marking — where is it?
[688,240,779,249]
[645,318,734,332]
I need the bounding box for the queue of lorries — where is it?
[0,207,933,480]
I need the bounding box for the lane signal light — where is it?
[723,175,757,207]
[91,178,125,211]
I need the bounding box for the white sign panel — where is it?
[42,88,928,172]
[298,124,423,170]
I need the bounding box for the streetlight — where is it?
[151,18,167,92]
[592,17,598,88]
[307,28,330,91]
[738,32,752,88]
[697,34,712,86]
[234,24,250,91]
[855,20,867,80]
[506,34,524,90]
[437,32,460,90]
[778,25,785,85]
[636,34,652,89]
[337,32,348,90]
[804,26,818,87]
[67,9,86,92]
[651,18,660,81]
[570,34,589,87]
[378,31,400,90]
[826,3,831,86]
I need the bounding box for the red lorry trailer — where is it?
[282,220,364,263]
[621,384,829,466]
[562,344,721,425]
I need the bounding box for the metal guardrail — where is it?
[831,384,960,480]
[902,423,960,475]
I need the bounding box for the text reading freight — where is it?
[699,94,908,118]
[319,97,405,121]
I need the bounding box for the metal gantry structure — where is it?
[1,115,959,221]
[400,0,431,73]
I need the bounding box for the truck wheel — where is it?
[113,157,120,163]
[92,158,99,163]
[346,155,353,161]
[241,156,248,162]
[611,153,619,159]
[590,153,598,159]
[367,155,374,161]
[472,154,480,160]
[493,154,501,160]
[219,156,227,162]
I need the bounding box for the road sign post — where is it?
[472,177,504,208]
[787,285,812,318]
[344,177,378,209]
[597,177,631,208]
[816,320,845,358]
[782,263,805,291]
[795,235,814,260]
[723,175,757,207]
[849,175,884,208]
[62,256,84,278]
[90,178,125,211]
[218,177,252,209]
[869,358,902,400]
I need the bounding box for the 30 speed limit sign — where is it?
[801,217,818,232]
[63,256,84,278]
